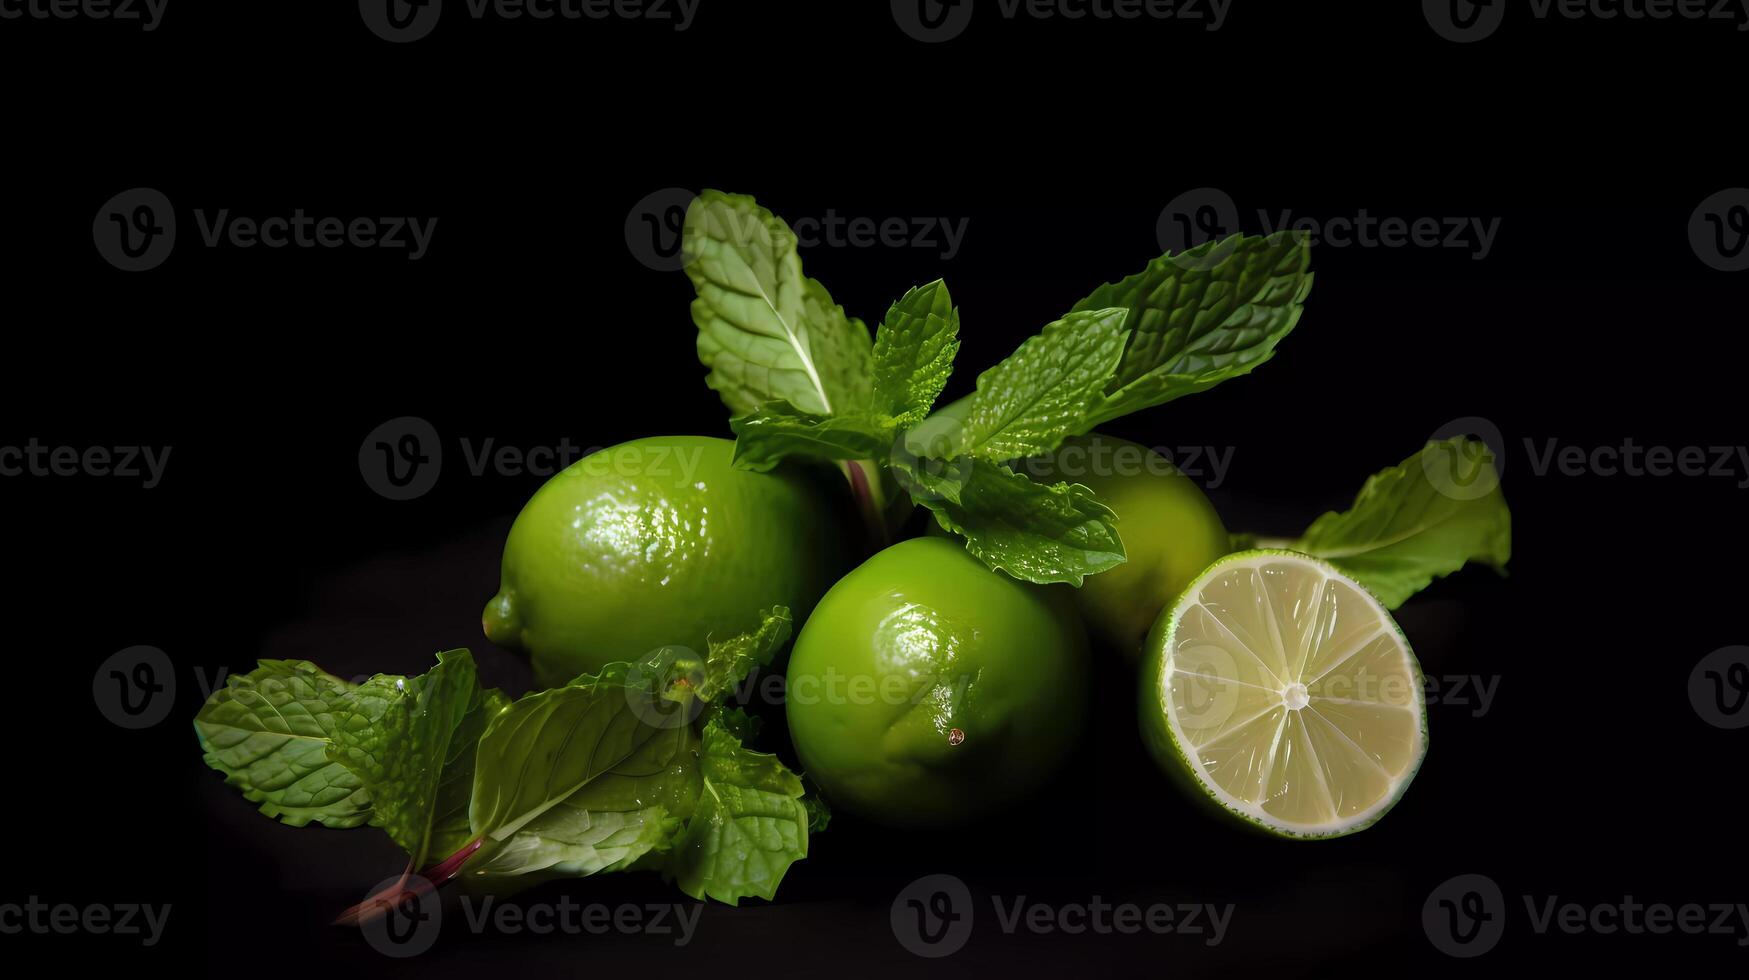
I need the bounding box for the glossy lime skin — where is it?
[786,537,1089,828]
[484,436,853,687]
[1063,435,1229,655]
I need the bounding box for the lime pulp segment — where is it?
[1155,552,1427,837]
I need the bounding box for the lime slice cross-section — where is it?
[1141,550,1429,838]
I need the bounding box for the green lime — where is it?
[1052,434,1229,655]
[785,537,1089,828]
[1141,550,1428,838]
[483,435,853,687]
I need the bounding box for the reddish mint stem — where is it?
[333,836,485,928]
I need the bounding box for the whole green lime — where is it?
[483,436,854,687]
[785,537,1089,828]
[1052,434,1229,655]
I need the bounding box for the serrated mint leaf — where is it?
[915,459,1126,585]
[684,191,873,417]
[194,660,375,829]
[1075,232,1312,428]
[470,722,698,878]
[468,660,695,845]
[667,714,809,906]
[1287,437,1511,608]
[949,308,1129,461]
[872,279,961,428]
[730,403,892,473]
[698,607,793,702]
[327,650,509,865]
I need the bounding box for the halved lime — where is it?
[1141,550,1428,838]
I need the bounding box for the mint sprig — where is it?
[198,608,815,913]
[680,194,1323,587]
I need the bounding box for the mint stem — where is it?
[333,836,485,927]
[839,458,888,552]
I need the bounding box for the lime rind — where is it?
[1140,549,1429,839]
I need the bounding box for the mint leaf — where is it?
[462,657,709,878]
[684,191,874,417]
[327,650,509,865]
[194,661,376,829]
[698,606,793,702]
[1284,437,1512,608]
[948,308,1130,461]
[1075,232,1313,429]
[909,457,1126,585]
[871,279,961,428]
[729,403,892,473]
[666,713,809,906]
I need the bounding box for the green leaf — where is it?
[698,606,794,702]
[666,713,810,906]
[1074,232,1313,429]
[729,403,892,473]
[871,279,961,428]
[1286,437,1512,608]
[326,650,510,865]
[193,661,376,829]
[684,191,874,417]
[948,308,1130,461]
[908,457,1126,585]
[463,658,708,878]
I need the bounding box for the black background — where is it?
[3,1,1745,975]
